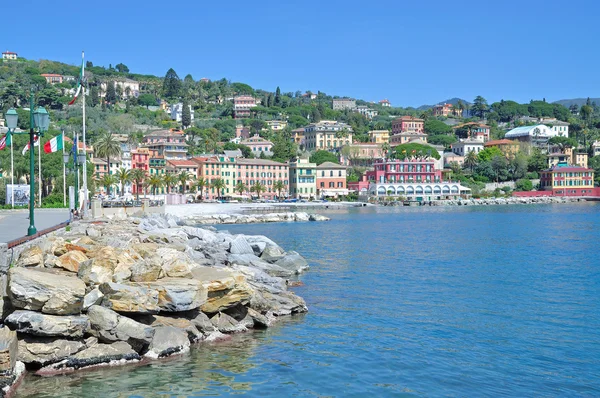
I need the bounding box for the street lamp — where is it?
[9,91,50,236]
[63,150,87,215]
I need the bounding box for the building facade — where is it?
[100,78,140,98]
[339,143,386,167]
[389,132,429,146]
[41,74,63,84]
[240,134,274,156]
[432,103,453,117]
[379,99,391,107]
[289,158,317,199]
[539,163,595,196]
[316,162,348,198]
[484,139,520,157]
[451,139,484,156]
[332,98,356,110]
[303,120,353,151]
[142,130,188,160]
[2,51,17,60]
[353,106,378,119]
[235,158,289,200]
[170,103,195,124]
[265,120,287,131]
[369,130,390,144]
[233,95,257,118]
[392,116,424,135]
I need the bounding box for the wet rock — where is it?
[132,278,207,312]
[146,326,190,358]
[8,267,86,315]
[309,214,330,221]
[190,311,216,333]
[247,308,273,328]
[250,289,308,316]
[39,341,139,374]
[55,250,88,273]
[99,282,159,314]
[18,337,85,366]
[5,310,89,338]
[137,315,202,343]
[16,246,44,268]
[274,251,310,274]
[87,305,155,352]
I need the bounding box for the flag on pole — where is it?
[0,132,11,150]
[44,133,64,153]
[68,52,85,105]
[22,135,39,155]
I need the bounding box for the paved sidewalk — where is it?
[0,209,71,243]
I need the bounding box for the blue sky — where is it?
[4,0,598,107]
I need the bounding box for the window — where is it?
[320,182,325,188]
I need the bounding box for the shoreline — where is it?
[0,213,309,396]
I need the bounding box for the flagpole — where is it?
[10,132,14,209]
[81,51,89,218]
[38,137,42,207]
[62,130,66,207]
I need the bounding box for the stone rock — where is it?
[133,243,158,259]
[229,236,254,255]
[309,214,330,221]
[190,311,216,333]
[181,226,219,243]
[129,257,162,282]
[210,312,246,333]
[132,278,207,312]
[260,246,286,263]
[156,248,192,278]
[274,251,310,274]
[55,250,88,273]
[0,327,18,375]
[191,267,253,313]
[76,236,96,246]
[65,243,88,254]
[294,213,310,222]
[5,310,89,338]
[146,326,190,358]
[87,305,155,352]
[249,241,267,256]
[83,288,104,310]
[78,246,119,286]
[47,237,68,257]
[18,337,85,366]
[112,263,132,283]
[99,282,159,314]
[8,267,86,315]
[38,341,139,374]
[137,315,202,343]
[250,290,308,316]
[16,246,44,267]
[86,227,102,238]
[247,308,273,328]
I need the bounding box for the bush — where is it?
[526,172,539,179]
[42,192,67,207]
[515,179,533,191]
[501,186,512,194]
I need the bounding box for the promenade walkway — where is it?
[0,209,70,243]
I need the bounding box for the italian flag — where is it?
[44,133,64,153]
[68,51,85,105]
[0,132,11,150]
[22,135,40,155]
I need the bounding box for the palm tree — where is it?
[177,171,190,194]
[273,180,286,199]
[163,173,177,194]
[381,142,391,159]
[464,150,478,174]
[235,181,247,197]
[95,131,121,195]
[130,168,146,200]
[194,177,208,201]
[147,175,164,195]
[211,178,226,199]
[251,182,266,199]
[98,174,118,196]
[115,168,131,196]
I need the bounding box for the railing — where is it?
[7,220,70,249]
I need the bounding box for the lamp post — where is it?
[5,109,18,208]
[63,150,86,214]
[6,91,50,236]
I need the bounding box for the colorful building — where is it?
[142,130,188,159]
[392,116,424,135]
[166,159,199,192]
[289,157,317,199]
[2,51,17,60]
[453,122,490,142]
[233,95,257,118]
[303,120,353,151]
[538,163,597,196]
[379,99,391,107]
[235,158,289,200]
[332,98,356,110]
[368,130,390,144]
[192,155,237,199]
[339,143,386,167]
[432,103,453,117]
[240,134,274,156]
[41,74,63,84]
[484,139,520,156]
[316,162,348,198]
[265,120,287,131]
[389,132,428,146]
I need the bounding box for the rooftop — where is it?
[485,139,519,146]
[167,160,198,168]
[237,158,287,166]
[316,161,345,169]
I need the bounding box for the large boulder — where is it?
[78,246,119,286]
[189,311,216,333]
[132,278,207,312]
[146,326,190,359]
[55,250,88,273]
[0,327,18,376]
[99,282,159,314]
[229,236,254,255]
[191,267,253,313]
[260,245,286,263]
[156,248,192,278]
[4,310,89,338]
[8,267,86,315]
[129,257,162,282]
[87,305,155,352]
[133,243,158,259]
[16,246,44,268]
[250,289,308,316]
[83,288,104,310]
[18,337,85,367]
[210,312,246,333]
[274,251,310,274]
[136,315,202,343]
[229,255,293,278]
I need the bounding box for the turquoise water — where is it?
[15,204,600,397]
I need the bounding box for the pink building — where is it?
[240,134,274,155]
[236,158,289,199]
[235,125,250,140]
[234,95,257,118]
[392,116,424,135]
[432,103,453,117]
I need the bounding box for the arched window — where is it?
[416,186,424,194]
[451,186,459,194]
[442,186,450,193]
[434,186,441,194]
[425,186,432,194]
[406,186,415,194]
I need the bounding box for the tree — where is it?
[508,153,528,181]
[94,132,121,195]
[163,68,182,99]
[309,150,339,165]
[98,174,117,195]
[181,100,191,129]
[90,86,100,107]
[194,177,208,200]
[428,135,457,146]
[275,86,281,106]
[515,178,533,191]
[472,95,488,119]
[273,180,285,199]
[477,147,503,162]
[130,169,146,200]
[177,171,190,193]
[105,82,117,104]
[491,155,509,182]
[251,182,266,199]
[138,93,156,109]
[115,63,129,73]
[464,150,478,173]
[163,173,177,194]
[115,168,131,195]
[393,143,441,160]
[211,178,226,198]
[147,175,163,195]
[235,182,247,197]
[527,148,548,173]
[424,119,452,135]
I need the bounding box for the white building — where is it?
[540,118,570,137]
[592,141,600,157]
[170,103,195,124]
[2,51,17,60]
[332,98,356,110]
[353,106,378,119]
[303,120,353,151]
[100,78,140,98]
[505,124,560,146]
[451,138,484,156]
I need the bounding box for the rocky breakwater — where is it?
[434,196,584,206]
[186,211,330,225]
[0,214,309,395]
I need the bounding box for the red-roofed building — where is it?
[2,51,17,60]
[41,74,63,84]
[379,99,391,107]
[167,159,199,192]
[432,103,454,117]
[535,163,598,197]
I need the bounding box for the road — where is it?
[0,209,70,243]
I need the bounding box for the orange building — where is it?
[316,162,348,198]
[539,163,595,196]
[432,103,454,117]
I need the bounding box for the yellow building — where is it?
[265,120,287,131]
[540,163,595,195]
[484,139,520,157]
[368,130,390,144]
